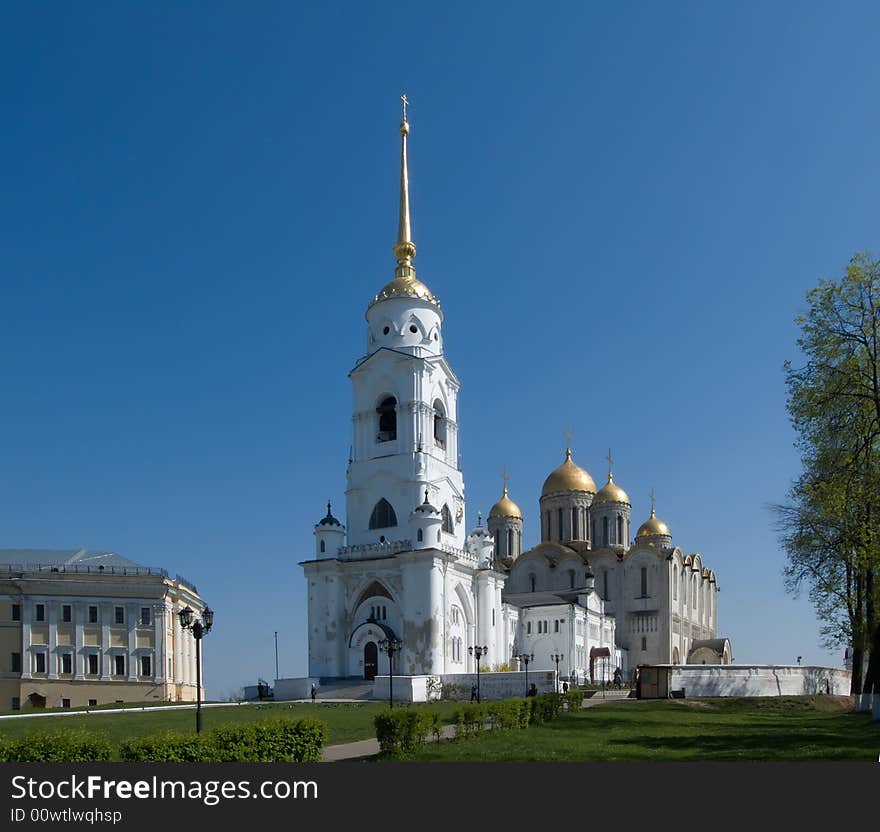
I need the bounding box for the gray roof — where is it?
[689,638,730,654]
[503,590,582,609]
[0,548,198,595]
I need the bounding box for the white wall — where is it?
[661,665,850,697]
[372,670,557,702]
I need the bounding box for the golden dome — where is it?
[636,508,671,539]
[489,487,522,520]
[541,448,597,497]
[593,472,630,506]
[370,275,440,308]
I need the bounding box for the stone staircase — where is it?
[314,679,375,701]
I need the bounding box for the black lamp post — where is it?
[468,644,488,702]
[550,653,564,694]
[178,605,214,733]
[378,636,403,708]
[517,652,534,697]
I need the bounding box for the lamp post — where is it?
[550,653,563,694]
[378,636,403,709]
[517,652,534,697]
[468,644,488,702]
[178,605,214,733]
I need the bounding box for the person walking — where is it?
[310,683,317,702]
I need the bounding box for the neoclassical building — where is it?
[301,102,727,687]
[0,548,208,710]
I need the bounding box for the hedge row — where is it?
[374,709,443,758]
[0,718,327,763]
[121,718,327,762]
[0,730,114,762]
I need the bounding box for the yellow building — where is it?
[0,548,207,710]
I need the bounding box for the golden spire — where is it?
[393,93,417,279]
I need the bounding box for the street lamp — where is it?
[378,636,403,709]
[517,652,534,697]
[469,645,488,702]
[550,653,564,694]
[178,605,214,733]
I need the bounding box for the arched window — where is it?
[673,565,678,600]
[640,567,648,598]
[433,399,447,448]
[617,515,623,545]
[441,504,454,534]
[558,508,564,541]
[319,540,325,553]
[369,498,397,529]
[376,397,397,441]
[602,516,609,547]
[417,528,423,542]
[569,569,575,589]
[529,573,536,593]
[507,528,513,558]
[572,507,579,539]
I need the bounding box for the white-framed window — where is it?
[140,607,151,626]
[88,605,99,624]
[35,604,45,622]
[33,651,47,674]
[60,652,73,675]
[140,655,152,677]
[114,606,125,625]
[62,604,72,623]
[113,655,125,677]
[87,653,99,675]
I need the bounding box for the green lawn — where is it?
[407,696,880,761]
[0,700,462,755]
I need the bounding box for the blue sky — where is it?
[2,3,878,697]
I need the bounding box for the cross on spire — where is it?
[401,92,409,123]
[501,465,509,494]
[650,488,656,514]
[564,427,572,448]
[606,448,614,479]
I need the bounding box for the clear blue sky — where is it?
[2,3,878,697]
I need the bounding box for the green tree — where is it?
[778,252,880,694]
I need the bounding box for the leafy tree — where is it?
[777,252,880,694]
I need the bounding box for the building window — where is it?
[527,621,531,635]
[529,573,536,593]
[673,566,678,600]
[12,603,21,621]
[417,529,423,542]
[572,507,579,539]
[369,498,398,529]
[507,528,513,557]
[602,516,609,547]
[569,570,575,589]
[34,653,46,674]
[492,608,496,626]
[376,396,397,441]
[114,606,125,625]
[617,514,623,544]
[641,637,647,651]
[558,508,563,541]
[441,504,454,534]
[88,606,98,624]
[11,652,21,673]
[603,570,609,601]
[641,567,648,598]
[554,620,560,633]
[319,539,326,553]
[141,607,151,626]
[12,697,20,711]
[62,604,72,623]
[114,655,125,677]
[62,698,71,709]
[35,604,45,622]
[140,656,152,677]
[591,519,596,543]
[433,399,447,448]
[61,653,72,674]
[88,699,97,707]
[88,654,99,675]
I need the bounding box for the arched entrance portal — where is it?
[363,642,378,680]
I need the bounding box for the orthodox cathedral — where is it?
[301,102,730,686]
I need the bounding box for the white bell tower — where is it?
[346,97,466,551]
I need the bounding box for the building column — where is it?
[127,603,137,681]
[21,598,32,680]
[74,603,84,680]
[100,604,111,679]
[48,601,58,679]
[153,604,164,683]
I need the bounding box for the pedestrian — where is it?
[310,683,317,702]
[613,666,622,689]
[528,683,538,697]
[470,683,478,701]
[562,681,568,695]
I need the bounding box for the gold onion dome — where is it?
[489,487,522,520]
[593,472,630,506]
[541,448,597,496]
[372,275,439,307]
[636,508,671,538]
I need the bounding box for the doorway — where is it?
[364,641,378,680]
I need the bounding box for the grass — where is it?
[0,700,462,756]
[406,696,880,761]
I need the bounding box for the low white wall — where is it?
[273,677,319,700]
[663,665,851,698]
[372,671,558,703]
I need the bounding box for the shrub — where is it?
[487,699,525,731]
[565,689,585,711]
[429,711,444,743]
[121,718,327,762]
[453,703,488,738]
[6,730,114,762]
[120,732,212,762]
[374,709,435,758]
[212,718,327,762]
